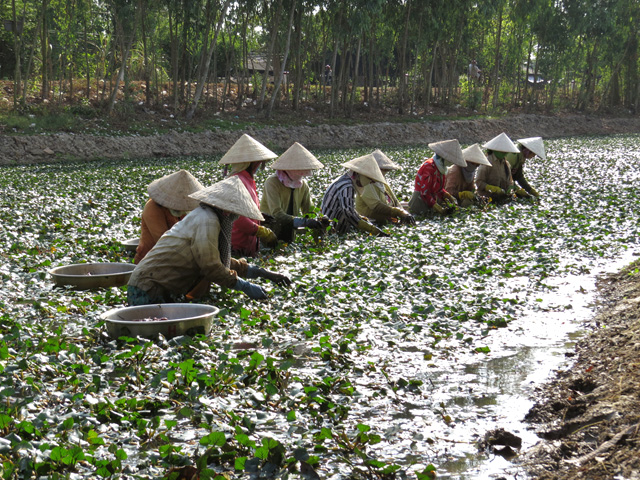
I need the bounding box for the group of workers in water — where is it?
[127,132,546,306]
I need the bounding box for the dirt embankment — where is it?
[1,113,639,165]
[520,263,640,479]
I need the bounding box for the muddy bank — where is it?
[1,113,639,165]
[520,261,640,479]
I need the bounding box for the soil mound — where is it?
[520,261,640,479]
[1,113,639,165]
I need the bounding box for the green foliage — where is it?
[0,136,639,477]
[1,0,639,116]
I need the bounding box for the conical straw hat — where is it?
[188,176,264,221]
[270,142,324,170]
[428,139,466,166]
[341,154,387,184]
[147,169,204,211]
[482,132,520,153]
[219,134,278,165]
[462,143,491,165]
[517,137,547,160]
[371,149,400,171]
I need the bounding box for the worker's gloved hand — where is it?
[485,185,505,195]
[261,270,292,287]
[247,266,291,287]
[514,187,529,197]
[318,216,331,228]
[358,218,380,235]
[305,219,323,229]
[445,193,458,205]
[234,278,267,300]
[261,213,276,228]
[256,226,278,247]
[432,203,445,214]
[443,203,458,214]
[458,191,475,201]
[400,213,416,225]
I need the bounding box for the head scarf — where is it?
[207,206,238,269]
[461,163,479,182]
[229,161,252,176]
[276,169,311,189]
[433,155,449,175]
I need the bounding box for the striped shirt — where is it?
[321,173,362,234]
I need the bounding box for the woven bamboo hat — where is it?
[371,149,400,171]
[517,137,547,160]
[341,154,387,184]
[219,134,278,165]
[147,170,204,211]
[428,139,466,166]
[189,176,264,221]
[270,142,324,170]
[462,143,491,165]
[482,132,520,153]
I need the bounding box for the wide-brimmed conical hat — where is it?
[188,176,264,221]
[219,134,278,165]
[270,142,324,170]
[428,139,466,166]
[371,149,400,171]
[462,143,491,165]
[341,154,387,184]
[517,137,547,160]
[147,170,204,211]
[482,132,520,153]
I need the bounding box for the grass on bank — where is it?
[0,100,493,137]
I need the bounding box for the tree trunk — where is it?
[140,0,150,106]
[425,40,438,110]
[23,4,43,102]
[329,38,339,117]
[348,36,362,114]
[492,5,503,110]
[397,0,411,114]
[41,0,49,99]
[532,44,541,107]
[168,10,179,110]
[577,40,599,111]
[523,37,533,110]
[259,0,284,111]
[84,4,90,99]
[106,12,136,115]
[11,0,23,107]
[186,0,231,120]
[292,4,303,111]
[366,31,373,108]
[266,0,296,119]
[624,31,638,108]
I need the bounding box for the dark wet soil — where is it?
[520,260,640,479]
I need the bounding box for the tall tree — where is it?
[186,0,231,119]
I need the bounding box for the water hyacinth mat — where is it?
[0,134,639,479]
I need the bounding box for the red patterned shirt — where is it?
[414,158,447,208]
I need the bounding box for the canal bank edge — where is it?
[519,260,640,479]
[1,113,639,165]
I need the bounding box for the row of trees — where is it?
[0,0,638,119]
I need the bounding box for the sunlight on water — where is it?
[1,134,639,479]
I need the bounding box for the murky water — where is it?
[1,134,639,478]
